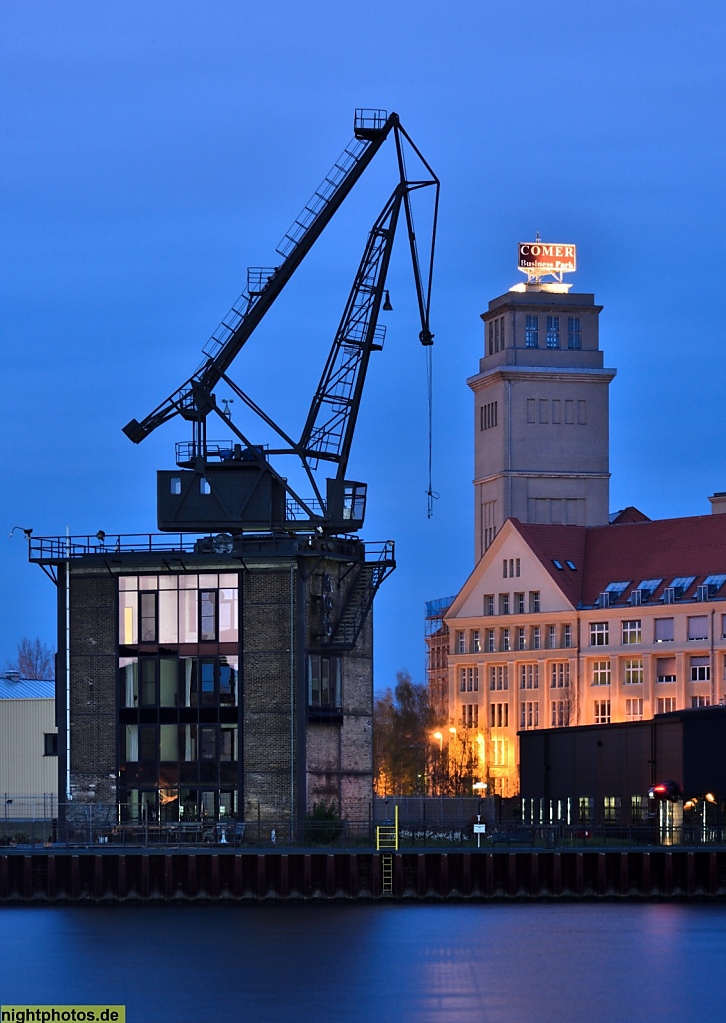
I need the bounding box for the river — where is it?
[1,903,725,1022]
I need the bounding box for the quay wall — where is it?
[2,849,726,902]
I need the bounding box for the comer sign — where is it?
[518,243,576,274]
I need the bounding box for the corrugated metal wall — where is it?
[0,699,57,806]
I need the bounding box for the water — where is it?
[1,903,725,1023]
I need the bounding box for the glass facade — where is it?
[118,573,241,822]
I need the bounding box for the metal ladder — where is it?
[376,805,398,897]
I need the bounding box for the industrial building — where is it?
[28,109,439,830]
[0,676,57,818]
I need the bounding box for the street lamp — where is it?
[432,731,443,753]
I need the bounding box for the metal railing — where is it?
[4,807,726,852]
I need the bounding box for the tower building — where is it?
[470,256,616,561]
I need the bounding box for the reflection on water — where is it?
[1,903,726,1023]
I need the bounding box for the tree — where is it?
[6,637,54,680]
[373,672,435,795]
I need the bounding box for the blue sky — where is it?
[3,2,726,690]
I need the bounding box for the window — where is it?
[603,796,621,823]
[461,667,479,692]
[308,654,342,712]
[480,401,498,430]
[499,593,510,615]
[590,622,609,646]
[170,476,182,495]
[551,662,570,688]
[492,738,508,766]
[43,733,58,756]
[692,696,711,708]
[622,620,641,645]
[687,616,708,641]
[567,316,581,350]
[592,660,611,686]
[657,697,676,714]
[490,702,509,728]
[532,626,542,650]
[578,796,594,823]
[690,656,710,683]
[487,315,505,355]
[530,591,540,613]
[656,656,676,684]
[462,704,479,728]
[655,618,674,643]
[515,592,525,614]
[525,315,539,348]
[472,630,481,653]
[594,700,611,724]
[520,663,539,689]
[546,315,560,348]
[631,795,648,823]
[484,594,495,616]
[563,624,573,648]
[486,629,495,653]
[547,625,557,649]
[503,558,519,578]
[199,590,218,642]
[139,592,158,643]
[623,659,644,685]
[516,626,526,651]
[625,698,643,720]
[489,665,509,690]
[500,628,510,652]
[551,700,569,727]
[520,702,539,729]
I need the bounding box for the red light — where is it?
[653,784,667,793]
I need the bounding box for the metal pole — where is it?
[65,527,72,802]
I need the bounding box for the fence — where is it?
[3,805,726,851]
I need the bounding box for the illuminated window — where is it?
[594,700,611,724]
[578,796,594,823]
[603,796,621,822]
[623,659,643,685]
[590,622,609,646]
[622,620,641,645]
[472,630,481,653]
[592,660,610,686]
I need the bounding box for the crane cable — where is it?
[426,345,438,518]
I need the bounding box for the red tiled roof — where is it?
[512,513,726,607]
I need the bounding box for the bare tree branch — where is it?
[6,637,55,680]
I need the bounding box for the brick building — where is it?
[31,532,390,826]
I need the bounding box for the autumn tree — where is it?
[6,637,54,680]
[373,672,435,795]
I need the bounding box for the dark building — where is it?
[519,707,726,827]
[32,531,392,827]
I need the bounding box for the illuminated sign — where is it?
[518,242,576,274]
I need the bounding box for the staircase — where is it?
[324,541,395,649]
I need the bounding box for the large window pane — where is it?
[158,590,179,644]
[139,592,157,643]
[201,658,216,706]
[160,724,178,761]
[120,658,138,707]
[219,658,238,706]
[139,659,157,706]
[219,588,238,642]
[159,658,177,707]
[179,590,198,643]
[200,590,218,641]
[119,591,137,645]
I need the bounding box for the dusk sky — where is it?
[3,2,726,691]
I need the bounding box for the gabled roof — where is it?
[514,513,726,607]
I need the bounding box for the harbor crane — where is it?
[123,109,439,537]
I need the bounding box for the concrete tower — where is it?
[469,266,616,561]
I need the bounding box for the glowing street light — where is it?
[432,731,443,752]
